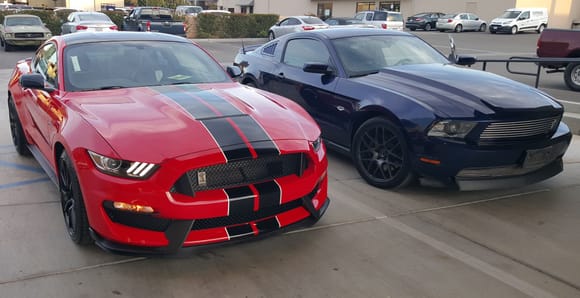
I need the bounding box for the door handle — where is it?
[336,105,345,112]
[277,72,285,79]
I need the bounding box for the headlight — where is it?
[46,32,52,37]
[427,120,476,139]
[310,135,323,152]
[88,150,159,179]
[5,33,13,38]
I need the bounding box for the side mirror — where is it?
[20,73,55,92]
[456,55,477,66]
[303,63,334,75]
[226,65,242,78]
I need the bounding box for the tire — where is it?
[58,151,92,245]
[479,24,486,32]
[564,62,580,92]
[537,24,546,34]
[268,31,275,41]
[8,95,31,156]
[424,23,431,31]
[244,80,257,88]
[4,42,12,52]
[352,117,415,189]
[410,27,416,31]
[454,24,462,33]
[438,29,445,32]
[0,37,4,47]
[490,30,496,34]
[510,26,518,34]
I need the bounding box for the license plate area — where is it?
[523,145,558,169]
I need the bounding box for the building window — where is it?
[241,6,253,14]
[379,1,400,12]
[356,2,375,12]
[317,3,333,20]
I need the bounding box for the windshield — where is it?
[63,41,231,92]
[332,35,449,77]
[499,11,521,19]
[6,17,42,26]
[78,14,111,22]
[302,17,325,25]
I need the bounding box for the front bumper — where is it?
[5,38,48,46]
[74,140,329,254]
[413,122,572,190]
[488,24,512,32]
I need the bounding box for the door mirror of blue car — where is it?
[303,63,334,75]
[456,55,477,66]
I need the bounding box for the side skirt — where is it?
[27,144,58,186]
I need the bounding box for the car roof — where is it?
[5,14,41,18]
[56,32,190,46]
[284,28,412,39]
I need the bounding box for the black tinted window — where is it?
[373,11,387,21]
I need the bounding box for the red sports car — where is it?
[7,32,329,254]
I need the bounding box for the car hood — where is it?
[67,83,316,161]
[4,25,49,33]
[354,64,562,118]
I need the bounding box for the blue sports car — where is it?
[233,29,571,190]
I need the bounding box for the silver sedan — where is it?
[61,12,118,34]
[268,16,329,40]
[436,13,487,32]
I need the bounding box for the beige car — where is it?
[0,14,52,51]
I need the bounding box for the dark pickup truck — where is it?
[122,7,185,36]
[537,28,580,91]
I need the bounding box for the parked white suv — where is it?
[354,10,404,30]
[489,8,548,34]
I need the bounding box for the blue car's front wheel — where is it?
[352,117,415,189]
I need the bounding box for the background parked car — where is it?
[61,12,118,34]
[489,8,548,34]
[353,10,404,30]
[436,13,486,32]
[405,12,445,31]
[268,16,329,40]
[175,5,203,16]
[0,14,52,51]
[325,17,375,28]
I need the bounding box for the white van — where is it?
[489,8,548,34]
[354,10,404,30]
[175,5,203,17]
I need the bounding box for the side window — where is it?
[354,13,364,21]
[460,14,468,20]
[520,11,530,19]
[67,14,74,22]
[366,13,373,21]
[279,18,290,26]
[283,39,330,69]
[33,43,58,88]
[287,18,300,25]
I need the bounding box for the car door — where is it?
[262,37,350,145]
[22,42,62,158]
[278,18,300,36]
[124,9,139,31]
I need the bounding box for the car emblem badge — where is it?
[198,171,207,187]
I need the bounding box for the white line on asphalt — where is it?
[561,99,580,106]
[0,257,147,285]
[376,215,558,298]
[391,189,550,217]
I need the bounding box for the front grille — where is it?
[14,32,44,38]
[191,199,303,230]
[478,116,559,145]
[172,153,306,196]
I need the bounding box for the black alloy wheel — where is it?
[352,117,414,189]
[8,96,31,156]
[564,62,580,91]
[59,151,92,245]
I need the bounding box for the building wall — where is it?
[516,0,580,28]
[65,0,124,11]
[28,0,66,8]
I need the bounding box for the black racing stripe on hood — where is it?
[225,186,255,216]
[255,181,281,210]
[230,116,280,156]
[175,85,242,117]
[202,117,253,161]
[150,85,217,119]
